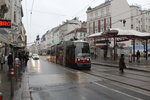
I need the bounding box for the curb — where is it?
[91,62,150,73]
[13,69,31,100]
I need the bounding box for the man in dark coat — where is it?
[7,53,13,69]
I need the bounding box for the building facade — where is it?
[0,0,10,55]
[9,0,26,48]
[40,18,82,49]
[86,0,150,58]
[86,0,131,36]
[0,0,26,56]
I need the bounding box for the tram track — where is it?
[82,70,150,92]
[92,64,150,77]
[57,63,150,92]
[44,57,150,93]
[92,67,150,83]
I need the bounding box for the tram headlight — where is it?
[77,58,81,61]
[87,58,90,61]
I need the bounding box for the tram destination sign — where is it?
[0,19,11,28]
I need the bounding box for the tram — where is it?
[47,45,57,63]
[47,40,91,69]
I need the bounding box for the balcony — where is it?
[0,0,10,18]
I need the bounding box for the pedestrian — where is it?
[7,53,14,70]
[0,54,5,70]
[119,54,126,73]
[136,50,140,63]
[24,52,29,66]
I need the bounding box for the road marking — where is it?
[93,82,143,100]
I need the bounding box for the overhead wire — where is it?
[109,2,150,25]
[72,0,98,18]
[110,2,150,20]
[24,0,150,42]
[26,9,66,16]
[111,9,150,25]
[82,2,150,27]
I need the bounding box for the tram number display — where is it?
[0,19,11,28]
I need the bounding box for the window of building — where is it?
[98,10,101,17]
[136,27,138,31]
[101,28,104,32]
[106,6,110,15]
[91,13,93,20]
[14,11,16,22]
[131,24,133,29]
[101,8,104,16]
[95,11,98,18]
[80,33,82,37]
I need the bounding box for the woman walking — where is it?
[119,54,126,73]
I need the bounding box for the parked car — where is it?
[32,54,39,60]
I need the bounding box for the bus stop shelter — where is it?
[88,28,150,62]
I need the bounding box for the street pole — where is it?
[146,39,148,60]
[132,38,135,62]
[10,68,15,97]
[0,92,3,100]
[114,36,116,60]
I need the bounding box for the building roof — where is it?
[66,28,87,36]
[87,0,111,13]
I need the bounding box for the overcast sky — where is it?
[22,0,150,44]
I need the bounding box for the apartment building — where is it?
[86,0,131,36]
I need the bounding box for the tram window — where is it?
[75,43,90,57]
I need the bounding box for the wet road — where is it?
[27,56,150,100]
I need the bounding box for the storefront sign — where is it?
[0,19,11,28]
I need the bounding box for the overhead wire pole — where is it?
[30,0,35,38]
[25,0,29,31]
[25,0,31,44]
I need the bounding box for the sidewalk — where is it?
[0,64,23,100]
[92,56,150,72]
[13,69,30,100]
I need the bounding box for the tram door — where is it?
[66,45,75,67]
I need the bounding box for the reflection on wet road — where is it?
[31,59,41,72]
[27,56,150,100]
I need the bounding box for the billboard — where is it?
[0,19,11,28]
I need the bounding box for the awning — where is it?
[88,32,103,38]
[106,28,150,38]
[88,28,150,39]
